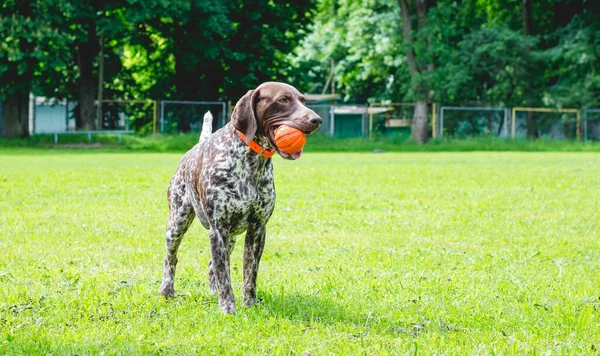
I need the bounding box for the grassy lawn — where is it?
[1,149,599,354]
[2,133,600,153]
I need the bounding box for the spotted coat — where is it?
[158,82,322,315]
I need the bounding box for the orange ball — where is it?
[274,125,306,154]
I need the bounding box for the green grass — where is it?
[1,132,599,152]
[1,149,599,354]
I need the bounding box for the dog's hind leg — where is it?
[158,182,195,298]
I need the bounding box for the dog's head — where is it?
[231,82,322,160]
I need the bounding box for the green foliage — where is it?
[223,0,317,100]
[1,151,599,353]
[291,0,600,110]
[125,0,317,101]
[544,15,600,108]
[289,0,410,102]
[0,0,69,98]
[1,0,316,103]
[1,0,599,138]
[440,25,538,106]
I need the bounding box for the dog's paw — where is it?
[220,301,236,315]
[158,284,175,298]
[242,296,256,308]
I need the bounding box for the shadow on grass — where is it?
[254,291,458,338]
[257,291,364,325]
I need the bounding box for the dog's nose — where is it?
[309,116,323,126]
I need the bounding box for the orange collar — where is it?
[236,130,275,158]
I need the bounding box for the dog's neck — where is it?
[252,134,274,151]
[228,124,275,160]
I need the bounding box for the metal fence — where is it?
[439,106,510,138]
[511,107,580,140]
[583,109,600,141]
[368,103,439,139]
[4,96,600,142]
[159,100,227,134]
[99,100,156,133]
[306,103,441,139]
[306,104,375,138]
[31,98,156,134]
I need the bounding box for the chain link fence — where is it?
[31,98,155,134]
[583,109,600,141]
[3,96,599,142]
[440,106,509,138]
[160,101,226,134]
[511,108,580,140]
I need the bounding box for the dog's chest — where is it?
[203,150,276,234]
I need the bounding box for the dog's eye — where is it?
[278,98,289,104]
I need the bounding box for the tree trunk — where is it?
[3,88,30,138]
[398,0,419,77]
[398,0,431,144]
[411,100,429,143]
[77,19,98,130]
[522,0,537,138]
[522,0,532,35]
[96,37,104,130]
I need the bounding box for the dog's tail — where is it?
[199,111,213,144]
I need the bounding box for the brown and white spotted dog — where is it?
[158,82,322,314]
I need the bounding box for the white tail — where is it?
[199,111,213,144]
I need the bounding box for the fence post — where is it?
[504,108,508,137]
[228,101,233,126]
[439,107,445,139]
[152,100,158,134]
[329,105,335,137]
[432,102,437,139]
[511,108,516,139]
[368,104,373,140]
[583,109,587,142]
[362,104,366,138]
[159,101,165,133]
[576,110,581,141]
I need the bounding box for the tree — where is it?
[55,0,145,130]
[444,25,537,107]
[126,0,316,102]
[223,0,316,100]
[539,1,600,109]
[0,0,68,138]
[397,0,439,143]
[288,0,410,102]
[544,16,600,109]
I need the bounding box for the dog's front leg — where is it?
[242,222,266,308]
[209,227,236,315]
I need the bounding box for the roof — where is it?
[333,106,395,115]
[305,94,341,102]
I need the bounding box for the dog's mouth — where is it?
[277,149,303,160]
[269,125,312,161]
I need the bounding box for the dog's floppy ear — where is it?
[232,89,259,143]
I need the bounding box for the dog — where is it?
[158,82,322,314]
